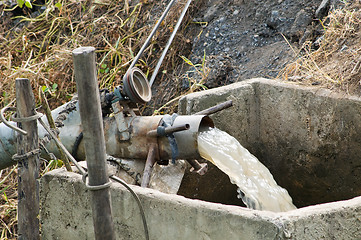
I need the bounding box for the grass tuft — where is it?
[279,2,361,94]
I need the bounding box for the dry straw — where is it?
[279,2,361,94]
[0,0,199,109]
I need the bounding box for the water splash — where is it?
[198,128,296,212]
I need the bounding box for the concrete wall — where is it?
[40,169,280,240]
[40,79,361,239]
[178,78,361,207]
[40,169,361,240]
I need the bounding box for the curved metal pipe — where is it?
[127,0,177,71]
[149,0,193,87]
[1,100,27,135]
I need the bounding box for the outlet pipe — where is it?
[0,100,214,170]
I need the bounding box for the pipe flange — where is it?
[123,67,151,104]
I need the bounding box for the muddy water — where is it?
[198,128,296,212]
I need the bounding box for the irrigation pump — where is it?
[0,64,235,191]
[97,65,215,187]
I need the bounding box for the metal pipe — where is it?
[104,114,213,160]
[0,122,17,169]
[0,100,87,170]
[127,0,177,71]
[194,100,233,116]
[149,0,193,87]
[0,101,214,170]
[146,123,189,138]
[171,115,214,159]
[186,159,208,175]
[140,144,157,187]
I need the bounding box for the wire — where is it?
[0,99,27,135]
[110,175,149,240]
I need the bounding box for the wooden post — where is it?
[15,78,40,240]
[72,47,116,240]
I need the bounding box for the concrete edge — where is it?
[181,78,361,103]
[42,168,361,220]
[41,168,278,218]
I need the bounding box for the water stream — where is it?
[198,128,296,212]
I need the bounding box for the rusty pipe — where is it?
[104,114,213,161]
[140,144,157,188]
[0,100,214,170]
[194,100,233,116]
[187,159,208,175]
[146,124,190,138]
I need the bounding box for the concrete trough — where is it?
[40,79,361,239]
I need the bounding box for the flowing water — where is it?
[198,128,296,212]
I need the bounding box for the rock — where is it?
[190,0,335,84]
[202,3,221,23]
[181,55,236,90]
[316,0,331,19]
[289,9,313,39]
[266,10,281,30]
[204,55,235,88]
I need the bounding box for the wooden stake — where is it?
[72,47,116,240]
[15,78,40,240]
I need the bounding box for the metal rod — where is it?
[37,118,86,175]
[40,90,72,172]
[149,0,193,87]
[186,159,208,175]
[147,123,190,137]
[15,78,40,240]
[141,144,157,188]
[128,0,177,72]
[194,100,233,116]
[0,99,27,135]
[72,47,116,240]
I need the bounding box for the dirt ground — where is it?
[186,0,343,88]
[149,0,334,112]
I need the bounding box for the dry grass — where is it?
[0,0,200,109]
[0,167,17,240]
[0,0,204,238]
[152,53,210,115]
[279,2,361,94]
